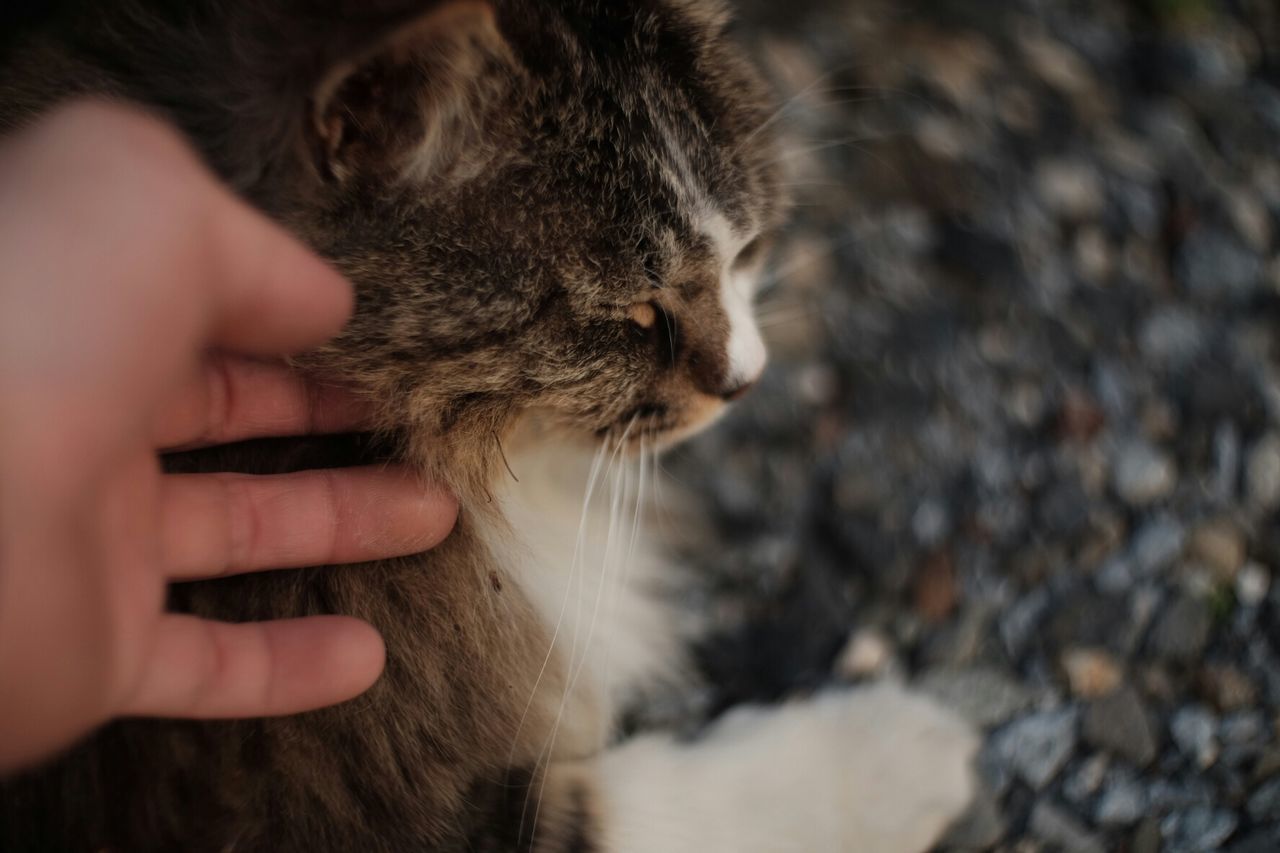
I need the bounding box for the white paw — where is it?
[596,683,977,853]
[700,683,979,853]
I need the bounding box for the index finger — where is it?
[202,184,354,356]
[8,102,355,360]
[153,355,373,450]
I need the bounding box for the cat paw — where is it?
[703,683,979,853]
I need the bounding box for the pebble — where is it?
[1130,514,1187,577]
[991,708,1080,789]
[919,605,988,667]
[1035,159,1105,220]
[1176,227,1265,303]
[1029,801,1106,853]
[1228,190,1273,253]
[1112,439,1177,506]
[833,627,892,680]
[1219,711,1267,749]
[1058,387,1106,442]
[1038,479,1091,538]
[1096,778,1146,826]
[1045,595,1122,659]
[1061,647,1122,698]
[1021,33,1097,96]
[1198,665,1259,712]
[1083,686,1159,767]
[1073,227,1112,282]
[914,551,958,623]
[1000,588,1051,659]
[1170,705,1220,768]
[1138,306,1206,368]
[1231,828,1280,852]
[1245,433,1280,511]
[1236,562,1270,608]
[1212,421,1242,503]
[1147,596,1212,663]
[1189,520,1246,580]
[1063,752,1109,803]
[1161,806,1239,853]
[1246,776,1280,822]
[910,498,951,547]
[919,666,1034,728]
[1132,818,1162,853]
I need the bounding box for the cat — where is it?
[0,1,976,850]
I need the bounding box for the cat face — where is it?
[293,0,782,457]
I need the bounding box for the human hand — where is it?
[0,102,456,772]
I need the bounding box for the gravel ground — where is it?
[666,1,1280,850]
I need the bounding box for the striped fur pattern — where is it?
[0,2,975,850]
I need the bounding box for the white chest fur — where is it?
[493,441,687,760]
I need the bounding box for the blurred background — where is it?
[666,1,1280,850]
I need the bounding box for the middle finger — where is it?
[158,467,457,580]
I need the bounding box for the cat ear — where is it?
[665,0,735,34]
[308,1,510,183]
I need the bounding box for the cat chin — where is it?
[602,395,733,451]
[513,398,732,454]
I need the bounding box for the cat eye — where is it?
[628,302,658,329]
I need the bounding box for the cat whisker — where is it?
[525,419,635,844]
[506,435,609,798]
[758,308,819,331]
[731,58,889,155]
[599,430,646,706]
[775,131,903,162]
[752,231,865,294]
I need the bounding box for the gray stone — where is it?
[1112,439,1177,506]
[1037,478,1091,537]
[1246,776,1280,822]
[1035,159,1105,221]
[1048,591,1131,654]
[1133,817,1162,853]
[1148,595,1213,663]
[918,666,1034,728]
[1139,306,1206,367]
[1161,806,1239,853]
[1237,563,1271,608]
[1246,433,1280,512]
[911,498,951,547]
[1170,705,1220,768]
[976,740,1014,800]
[1220,711,1267,750]
[991,707,1080,789]
[920,606,989,667]
[1165,36,1249,90]
[1029,801,1106,853]
[1096,778,1147,826]
[1229,826,1280,853]
[1063,753,1109,803]
[1083,686,1159,767]
[1096,555,1137,594]
[1177,227,1265,302]
[1111,177,1162,237]
[1130,514,1187,577]
[1000,587,1051,659]
[1149,777,1221,811]
[1212,420,1242,503]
